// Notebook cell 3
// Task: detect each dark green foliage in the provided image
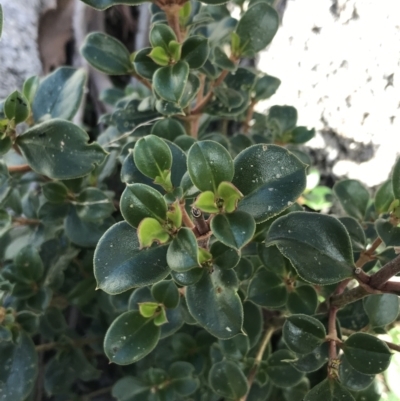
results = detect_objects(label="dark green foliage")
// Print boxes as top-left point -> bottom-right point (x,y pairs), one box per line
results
0,1 -> 399,400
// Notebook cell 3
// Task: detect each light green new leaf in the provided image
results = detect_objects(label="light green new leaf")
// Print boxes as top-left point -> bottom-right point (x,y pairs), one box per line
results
94,221 -> 170,294
32,67 -> 86,122
16,119 -> 107,180
267,212 -> 354,285
104,311 -> 160,365
4,91 -> 30,124
81,32 -> 133,75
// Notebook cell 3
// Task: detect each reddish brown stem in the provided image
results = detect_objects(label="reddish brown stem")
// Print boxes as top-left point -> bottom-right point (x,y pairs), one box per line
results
191,69 -> 231,115
13,217 -> 41,225
369,254 -> 400,289
8,164 -> 32,174
243,98 -> 257,134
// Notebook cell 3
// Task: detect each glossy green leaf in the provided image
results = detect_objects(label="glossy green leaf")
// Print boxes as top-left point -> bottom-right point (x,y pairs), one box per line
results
343,333 -> 392,374
65,208 -> 113,248
167,227 -> 200,272
267,105 -> 298,136
337,300 -> 370,331
181,36 -> 210,69
211,241 -> 240,270
104,311 -> 160,365
169,361 -> 199,396
209,360 -> 248,399
352,381 -> 381,401
235,2 -> 279,56
151,280 -> 180,309
151,118 -> 186,140
213,46 -> 236,71
267,349 -> 304,388
23,76 -> 40,104
339,354 -> 374,391
232,144 -> 307,223
287,285 -> 318,315
81,0 -> 146,9
211,211 -> 255,250
4,91 -> 30,124
120,183 -> 167,228
32,67 -> 86,122
186,268 -> 243,339
0,331 -> 38,401
363,294 -> 399,328
75,187 -> 115,222
293,342 -> 330,373
375,218 -> 400,247
153,60 -> 189,103
257,243 -> 286,276
94,221 -> 170,294
133,135 -> 172,182
283,314 -> 326,354
14,245 -> 44,282
179,72 -> 201,108
248,268 -> 287,307
375,179 -> 394,214
254,74 -> 281,101
234,257 -> 253,281
41,182 -> 68,203
149,24 -> 177,51
188,140 -> 234,192
304,378 -> 355,401
333,179 -> 370,220
133,48 -> 159,80
171,268 -> 203,286
16,119 -> 107,179
81,32 -> 133,75
267,212 -> 354,285
340,217 -> 366,251
393,157 -> 400,199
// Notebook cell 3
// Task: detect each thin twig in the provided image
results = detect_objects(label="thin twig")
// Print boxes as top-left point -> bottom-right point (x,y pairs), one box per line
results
35,337 -> 100,352
8,164 -> 32,174
242,98 -> 257,134
240,326 -> 275,401
369,254 -> 400,290
12,217 -> 41,226
130,71 -> 152,89
191,69 -> 232,115
180,202 -> 195,230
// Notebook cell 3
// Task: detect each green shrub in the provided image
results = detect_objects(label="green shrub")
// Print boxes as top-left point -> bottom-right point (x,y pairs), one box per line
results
0,1 -> 399,400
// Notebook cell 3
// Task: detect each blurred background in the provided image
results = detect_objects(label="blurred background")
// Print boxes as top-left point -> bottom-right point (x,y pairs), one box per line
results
1,0 -> 400,190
